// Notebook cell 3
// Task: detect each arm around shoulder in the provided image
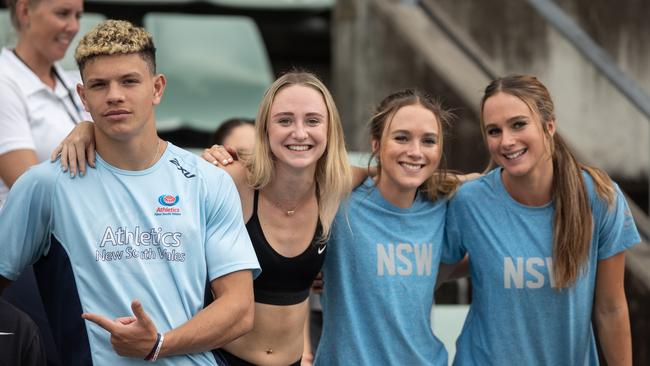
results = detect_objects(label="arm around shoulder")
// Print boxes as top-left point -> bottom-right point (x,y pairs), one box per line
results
221,162 -> 249,192
436,255 -> 469,288
350,165 -> 375,190
50,121 -> 96,177
211,161 -> 254,218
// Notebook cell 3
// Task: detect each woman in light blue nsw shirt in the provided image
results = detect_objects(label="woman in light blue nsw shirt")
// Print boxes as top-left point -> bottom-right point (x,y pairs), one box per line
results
443,75 -> 639,366
316,89 -> 459,366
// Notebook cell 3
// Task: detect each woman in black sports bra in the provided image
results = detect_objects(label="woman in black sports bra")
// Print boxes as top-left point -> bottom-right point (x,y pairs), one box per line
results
204,71 -> 352,366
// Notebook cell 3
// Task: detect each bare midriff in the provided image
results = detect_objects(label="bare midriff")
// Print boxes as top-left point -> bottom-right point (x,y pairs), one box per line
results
222,300 -> 309,366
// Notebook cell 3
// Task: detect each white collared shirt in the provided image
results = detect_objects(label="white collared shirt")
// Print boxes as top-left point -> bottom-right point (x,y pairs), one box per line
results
0,47 -> 90,207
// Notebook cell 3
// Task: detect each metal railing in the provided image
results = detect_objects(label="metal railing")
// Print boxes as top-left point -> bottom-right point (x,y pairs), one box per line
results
418,0 -> 498,81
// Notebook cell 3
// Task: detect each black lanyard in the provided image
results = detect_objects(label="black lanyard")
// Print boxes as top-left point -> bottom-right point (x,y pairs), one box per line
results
12,49 -> 82,125
51,67 -> 83,125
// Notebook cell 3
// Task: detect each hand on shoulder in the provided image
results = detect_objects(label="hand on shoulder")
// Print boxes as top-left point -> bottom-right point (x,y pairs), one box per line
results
457,172 -> 482,183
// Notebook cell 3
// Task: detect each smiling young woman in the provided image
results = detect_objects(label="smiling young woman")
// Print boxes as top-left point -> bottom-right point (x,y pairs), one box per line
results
442,75 -> 640,366
1,0 -> 85,204
372,103 -> 442,207
315,89 -> 459,366
208,72 -> 351,366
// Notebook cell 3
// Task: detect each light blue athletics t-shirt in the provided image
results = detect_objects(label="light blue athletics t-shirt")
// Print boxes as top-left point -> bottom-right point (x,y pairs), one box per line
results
442,168 -> 640,366
315,177 -> 448,366
0,143 -> 260,366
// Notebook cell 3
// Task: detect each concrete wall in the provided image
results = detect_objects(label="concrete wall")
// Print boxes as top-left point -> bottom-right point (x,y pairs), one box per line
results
434,0 -> 650,179
333,0 -> 650,180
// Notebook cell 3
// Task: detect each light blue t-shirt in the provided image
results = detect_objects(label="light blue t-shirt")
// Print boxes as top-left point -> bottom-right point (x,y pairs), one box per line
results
442,168 -> 640,366
0,143 -> 260,366
315,178 -> 448,366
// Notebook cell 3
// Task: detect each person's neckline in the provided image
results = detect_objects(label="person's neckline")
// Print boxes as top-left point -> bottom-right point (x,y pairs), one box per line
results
96,141 -> 171,175
492,168 -> 553,212
359,177 -> 427,213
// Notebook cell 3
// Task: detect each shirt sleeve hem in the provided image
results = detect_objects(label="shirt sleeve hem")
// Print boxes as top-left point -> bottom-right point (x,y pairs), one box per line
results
598,235 -> 642,260
0,140 -> 35,156
208,262 -> 261,282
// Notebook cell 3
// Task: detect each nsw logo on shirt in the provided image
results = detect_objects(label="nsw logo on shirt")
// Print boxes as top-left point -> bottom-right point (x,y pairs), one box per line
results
376,243 -> 433,276
154,194 -> 182,216
504,256 -> 556,289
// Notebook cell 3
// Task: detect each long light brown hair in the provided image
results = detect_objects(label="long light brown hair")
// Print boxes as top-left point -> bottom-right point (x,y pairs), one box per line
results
246,71 -> 352,240
480,75 -> 615,288
368,89 -> 458,201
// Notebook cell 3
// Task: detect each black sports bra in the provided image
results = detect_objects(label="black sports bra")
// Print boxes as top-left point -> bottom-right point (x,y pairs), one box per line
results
248,190 -> 326,305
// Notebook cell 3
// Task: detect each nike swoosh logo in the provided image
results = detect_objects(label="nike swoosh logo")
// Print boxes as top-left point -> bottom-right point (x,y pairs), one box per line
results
318,245 -> 327,255
0,332 -> 14,336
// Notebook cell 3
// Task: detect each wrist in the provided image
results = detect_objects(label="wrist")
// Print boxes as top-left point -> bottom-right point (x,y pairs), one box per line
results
157,330 -> 174,358
144,332 -> 164,361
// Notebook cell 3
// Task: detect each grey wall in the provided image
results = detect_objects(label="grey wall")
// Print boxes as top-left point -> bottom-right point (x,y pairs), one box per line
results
434,0 -> 650,178
333,0 -> 650,179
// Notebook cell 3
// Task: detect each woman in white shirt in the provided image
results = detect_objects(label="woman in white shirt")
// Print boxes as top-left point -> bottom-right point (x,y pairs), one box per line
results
0,0 -> 86,207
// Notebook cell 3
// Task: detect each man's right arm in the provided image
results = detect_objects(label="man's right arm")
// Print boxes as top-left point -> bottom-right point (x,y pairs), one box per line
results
0,164 -> 55,284
159,161 -> 258,354
161,269 -> 254,355
82,270 -> 255,358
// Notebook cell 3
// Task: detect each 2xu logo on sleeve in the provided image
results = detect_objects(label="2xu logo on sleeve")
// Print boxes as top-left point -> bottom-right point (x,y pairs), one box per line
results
170,158 -> 195,178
